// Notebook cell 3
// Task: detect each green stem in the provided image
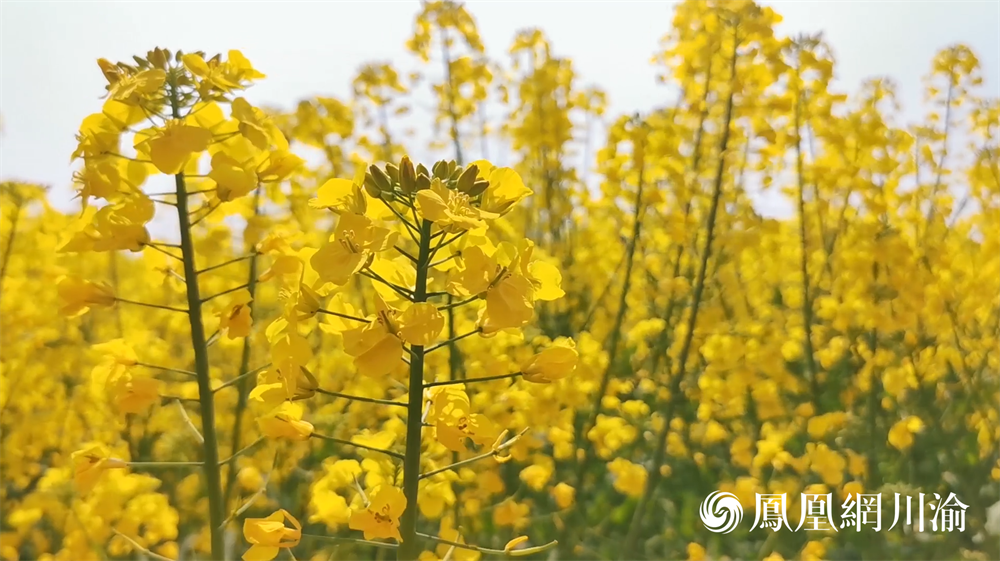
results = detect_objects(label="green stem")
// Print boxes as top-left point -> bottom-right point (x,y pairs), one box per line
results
115,298 -> 187,313
136,363 -> 197,377
301,533 -> 399,550
213,363 -> 271,394
794,63 -> 821,411
317,308 -> 371,324
315,388 -> 408,408
127,461 -> 203,469
426,329 -> 480,353
219,436 -> 265,467
423,372 -> 522,389
0,195 -> 23,291
169,76 -> 226,560
398,219 -> 432,560
223,189 -> 262,511
569,118 -> 647,536
312,433 -> 405,461
620,26 -> 739,559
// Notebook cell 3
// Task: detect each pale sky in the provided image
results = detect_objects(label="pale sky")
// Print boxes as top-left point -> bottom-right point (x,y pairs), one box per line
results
1,1 -> 998,219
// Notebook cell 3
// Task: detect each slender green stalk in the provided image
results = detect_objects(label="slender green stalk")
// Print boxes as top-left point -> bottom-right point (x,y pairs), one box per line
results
312,433 -> 405,461
219,436 -> 265,467
567,122 -> 647,547
317,308 -> 370,324
426,329 -> 480,353
169,76 -> 226,560
416,532 -> 557,557
197,253 -> 256,276
0,193 -> 23,291
302,533 -> 399,550
422,372 -> 522,389
793,62 -> 822,411
222,189 -> 261,513
397,219 -> 433,560
201,282 -> 250,304
795,60 -> 823,415
115,298 -> 187,313
315,388 -> 408,408
112,530 -> 175,561
127,461 -> 203,469
643,51 -> 715,379
620,26 -> 740,558
136,363 -> 197,377
213,363 -> 271,394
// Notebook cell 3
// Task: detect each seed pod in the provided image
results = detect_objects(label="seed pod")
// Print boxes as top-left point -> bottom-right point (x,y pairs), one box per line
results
415,173 -> 431,192
369,164 -> 392,192
467,179 -> 490,197
363,172 -> 381,197
399,157 -> 416,194
432,160 -> 449,180
456,165 -> 479,194
385,163 -> 399,184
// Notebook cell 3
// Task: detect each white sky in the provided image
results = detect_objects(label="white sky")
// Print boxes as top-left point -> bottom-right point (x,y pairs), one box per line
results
1,1 -> 998,219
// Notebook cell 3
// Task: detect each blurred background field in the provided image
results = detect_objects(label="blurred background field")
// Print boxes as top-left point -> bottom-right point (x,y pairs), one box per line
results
1,1 -> 999,560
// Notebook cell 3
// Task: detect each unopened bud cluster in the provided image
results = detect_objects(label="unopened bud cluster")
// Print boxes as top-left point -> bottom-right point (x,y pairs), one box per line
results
364,158 -> 490,200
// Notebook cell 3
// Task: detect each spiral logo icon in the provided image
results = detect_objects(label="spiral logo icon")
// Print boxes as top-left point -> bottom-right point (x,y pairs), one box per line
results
699,491 -> 743,534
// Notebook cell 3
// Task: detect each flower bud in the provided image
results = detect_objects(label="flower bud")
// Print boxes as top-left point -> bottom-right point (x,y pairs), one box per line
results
521,339 -> 578,384
399,157 -> 416,194
456,165 -> 479,193
432,160 -> 450,180
363,172 -> 381,197
416,163 -> 430,177
148,48 -> 169,69
467,179 -> 489,197
415,173 -> 431,192
385,163 -> 399,184
369,164 -> 392,192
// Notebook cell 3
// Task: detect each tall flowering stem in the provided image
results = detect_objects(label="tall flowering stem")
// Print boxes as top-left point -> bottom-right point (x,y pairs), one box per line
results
167,76 -> 226,559
398,217 -> 433,560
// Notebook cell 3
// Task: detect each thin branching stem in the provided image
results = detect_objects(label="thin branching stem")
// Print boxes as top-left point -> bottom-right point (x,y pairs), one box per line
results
315,388 -> 408,408
317,308 -> 371,324
301,534 -> 399,550
127,461 -> 203,468
429,231 -> 465,260
428,254 -> 458,268
197,253 -> 257,276
142,242 -> 183,263
437,295 -> 478,312
175,400 -> 204,444
420,429 -> 526,480
218,436 -> 265,466
213,363 -> 271,394
426,329 -> 480,353
394,245 -> 419,263
416,532 -> 558,557
311,433 -> 405,460
112,530 -> 175,561
115,298 -> 187,313
423,372 -> 522,389
201,283 -> 250,304
136,362 -> 197,377
360,270 -> 414,300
